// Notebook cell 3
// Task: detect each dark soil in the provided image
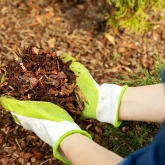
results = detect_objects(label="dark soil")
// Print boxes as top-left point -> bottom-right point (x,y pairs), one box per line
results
0,46 -> 83,121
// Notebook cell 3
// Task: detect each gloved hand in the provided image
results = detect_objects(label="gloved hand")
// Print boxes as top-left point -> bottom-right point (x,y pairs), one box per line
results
60,53 -> 128,127
0,96 -> 91,165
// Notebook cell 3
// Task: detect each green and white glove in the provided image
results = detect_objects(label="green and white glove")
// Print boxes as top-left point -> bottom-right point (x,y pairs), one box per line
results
0,96 -> 91,164
60,53 -> 128,127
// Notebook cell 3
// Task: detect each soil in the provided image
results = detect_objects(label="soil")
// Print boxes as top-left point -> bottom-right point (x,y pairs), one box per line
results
0,0 -> 165,165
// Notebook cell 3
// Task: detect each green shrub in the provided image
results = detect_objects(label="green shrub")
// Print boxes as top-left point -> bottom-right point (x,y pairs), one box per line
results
106,0 -> 165,33
108,55 -> 165,86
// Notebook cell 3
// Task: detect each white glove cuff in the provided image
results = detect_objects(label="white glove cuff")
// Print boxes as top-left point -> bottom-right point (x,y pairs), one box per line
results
96,84 -> 128,127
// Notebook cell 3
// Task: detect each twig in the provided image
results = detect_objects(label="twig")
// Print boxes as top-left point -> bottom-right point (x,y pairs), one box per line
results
38,75 -> 45,82
75,92 -> 83,110
127,143 -> 134,152
15,138 -> 22,151
115,142 -> 126,152
39,158 -> 52,165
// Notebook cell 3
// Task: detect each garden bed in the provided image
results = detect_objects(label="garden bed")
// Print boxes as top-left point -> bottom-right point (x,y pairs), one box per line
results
0,0 -> 165,164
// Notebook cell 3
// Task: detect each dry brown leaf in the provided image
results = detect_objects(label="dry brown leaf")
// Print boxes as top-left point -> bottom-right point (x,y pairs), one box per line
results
30,77 -> 38,88
35,7 -> 54,26
61,84 -> 75,96
117,47 -> 127,53
48,89 -> 59,96
75,86 -> 88,104
4,147 -> 14,154
104,33 -> 115,45
32,47 -> 43,55
1,6 -> 8,15
0,158 -> 8,165
57,72 -> 67,79
20,152 -> 34,159
52,79 -> 60,87
51,69 -> 58,75
32,149 -> 43,159
48,38 -> 56,48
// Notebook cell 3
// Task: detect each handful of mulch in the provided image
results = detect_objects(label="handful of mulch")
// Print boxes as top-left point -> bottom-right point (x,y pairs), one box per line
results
0,47 -> 84,121
0,47 -> 104,139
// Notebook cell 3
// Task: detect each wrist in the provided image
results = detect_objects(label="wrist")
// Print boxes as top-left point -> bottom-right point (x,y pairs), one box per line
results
54,130 -> 91,164
60,133 -> 89,163
119,87 -> 135,121
96,84 -> 128,127
60,133 -> 83,149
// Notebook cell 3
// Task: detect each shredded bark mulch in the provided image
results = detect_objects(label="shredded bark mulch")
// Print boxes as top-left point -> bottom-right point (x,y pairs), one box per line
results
0,0 -> 165,164
0,46 -> 84,121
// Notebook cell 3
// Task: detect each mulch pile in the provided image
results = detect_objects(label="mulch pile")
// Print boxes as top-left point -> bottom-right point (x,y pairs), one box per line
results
0,0 -> 165,165
1,46 -> 84,120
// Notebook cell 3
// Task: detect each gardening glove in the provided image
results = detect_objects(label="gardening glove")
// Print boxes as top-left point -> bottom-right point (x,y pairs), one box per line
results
0,96 -> 91,165
60,53 -> 128,127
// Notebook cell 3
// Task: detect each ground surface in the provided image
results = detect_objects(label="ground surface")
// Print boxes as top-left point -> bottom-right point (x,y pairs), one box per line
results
0,0 -> 165,165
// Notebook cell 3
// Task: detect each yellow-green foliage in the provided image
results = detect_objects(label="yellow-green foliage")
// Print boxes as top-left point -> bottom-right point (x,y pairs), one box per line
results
106,0 -> 165,33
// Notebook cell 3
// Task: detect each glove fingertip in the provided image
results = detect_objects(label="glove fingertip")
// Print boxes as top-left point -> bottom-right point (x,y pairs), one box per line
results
60,53 -> 76,63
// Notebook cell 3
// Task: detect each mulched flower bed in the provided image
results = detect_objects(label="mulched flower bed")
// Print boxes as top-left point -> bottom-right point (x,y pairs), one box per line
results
0,0 -> 165,164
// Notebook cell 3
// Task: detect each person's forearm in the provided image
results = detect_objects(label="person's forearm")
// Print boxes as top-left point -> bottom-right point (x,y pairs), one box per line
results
60,133 -> 123,165
119,83 -> 165,122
